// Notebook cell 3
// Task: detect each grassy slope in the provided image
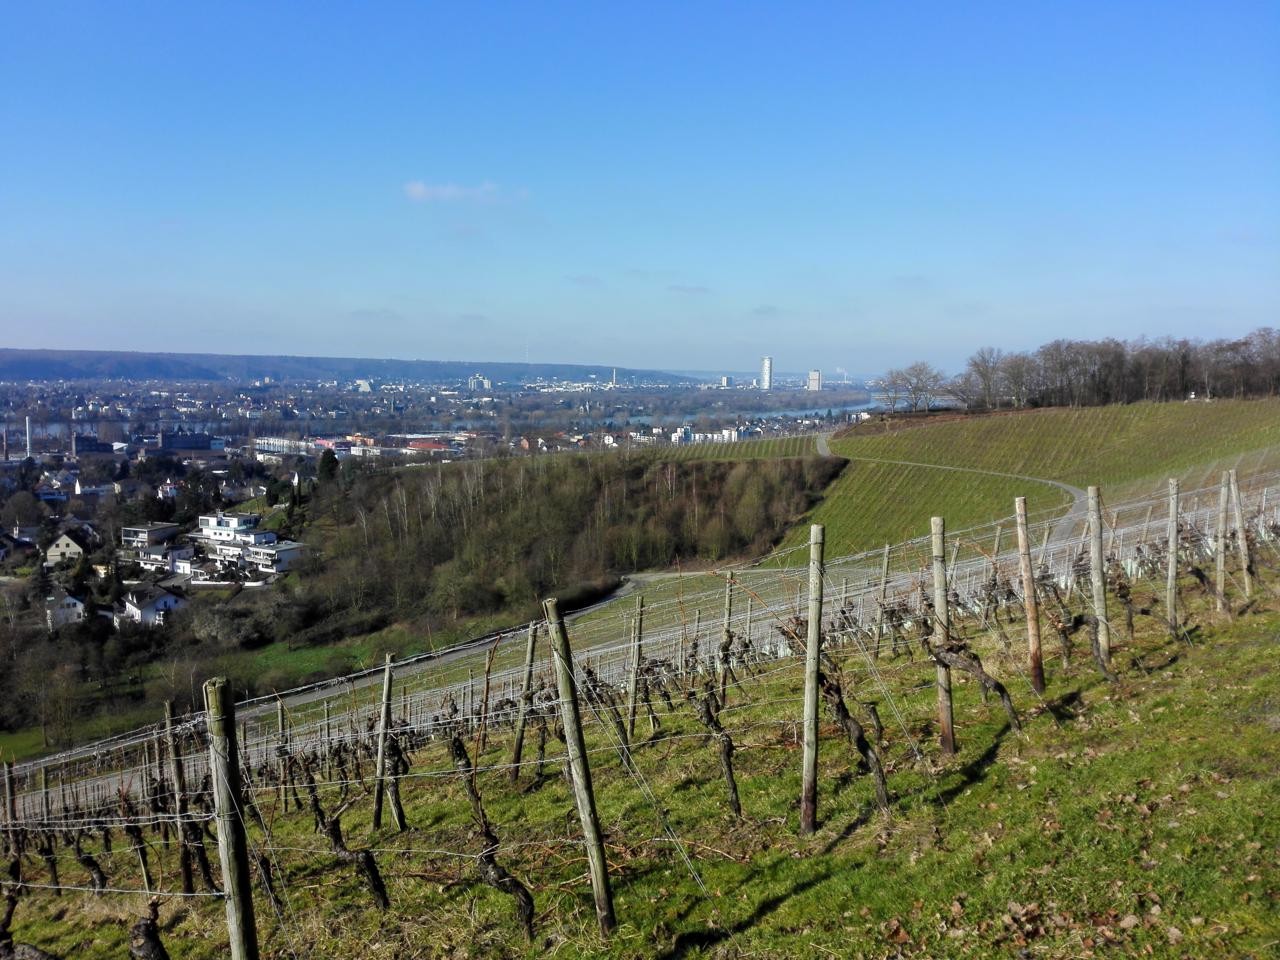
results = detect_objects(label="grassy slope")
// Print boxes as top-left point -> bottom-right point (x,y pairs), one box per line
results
660,435 -> 817,460
12,572 -> 1280,959
786,399 -> 1280,558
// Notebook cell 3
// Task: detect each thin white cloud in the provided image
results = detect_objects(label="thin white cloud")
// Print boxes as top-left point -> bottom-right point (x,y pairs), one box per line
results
403,180 -> 500,203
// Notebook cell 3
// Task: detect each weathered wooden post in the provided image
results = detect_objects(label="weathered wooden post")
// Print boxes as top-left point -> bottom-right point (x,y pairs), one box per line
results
275,699 -> 287,809
1229,469 -> 1252,599
693,609 -> 702,675
1036,525 -> 1051,570
466,669 -> 474,729
1013,499 -> 1044,696
875,543 -> 890,654
1087,487 -> 1110,667
543,598 -> 616,937
625,598 -> 644,739
1166,479 -> 1179,637
800,524 -> 824,835
509,621 -> 540,782
323,700 -> 333,784
204,678 -> 260,960
1216,473 -> 1229,613
165,700 -> 194,893
931,517 -> 956,757
3,761 -> 14,852
371,653 -> 396,831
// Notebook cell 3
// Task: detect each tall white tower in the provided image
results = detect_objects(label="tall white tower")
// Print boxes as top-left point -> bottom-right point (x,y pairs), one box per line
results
760,356 -> 773,391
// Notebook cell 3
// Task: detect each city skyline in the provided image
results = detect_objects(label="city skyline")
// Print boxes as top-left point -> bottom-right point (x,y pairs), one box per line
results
2,2 -> 1276,372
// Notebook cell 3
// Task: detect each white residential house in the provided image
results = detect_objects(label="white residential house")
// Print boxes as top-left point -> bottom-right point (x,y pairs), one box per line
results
174,557 -> 218,581
121,522 -> 182,549
193,512 -> 276,569
45,589 -> 87,631
245,540 -> 306,575
45,531 -> 90,566
115,586 -> 185,627
194,512 -> 261,543
137,543 -> 196,573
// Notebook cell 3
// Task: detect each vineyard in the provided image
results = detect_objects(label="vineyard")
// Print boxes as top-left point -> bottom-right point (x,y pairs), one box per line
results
786,399 -> 1280,557
658,435 -> 819,461
2,463 -> 1278,958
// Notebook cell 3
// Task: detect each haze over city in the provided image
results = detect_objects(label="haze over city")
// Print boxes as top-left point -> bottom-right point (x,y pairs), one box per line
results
3,2 -> 1277,372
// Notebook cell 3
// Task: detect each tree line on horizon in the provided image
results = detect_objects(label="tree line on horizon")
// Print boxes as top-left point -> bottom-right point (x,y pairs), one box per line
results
877,326 -> 1280,412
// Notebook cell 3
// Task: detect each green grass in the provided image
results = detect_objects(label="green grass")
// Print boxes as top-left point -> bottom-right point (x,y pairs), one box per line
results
0,726 -> 46,763
781,458 -> 1074,559
11,563 -> 1279,958
785,399 -> 1280,558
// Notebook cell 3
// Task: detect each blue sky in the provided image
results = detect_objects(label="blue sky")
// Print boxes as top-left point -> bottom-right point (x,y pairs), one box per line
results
1,2 -> 1277,375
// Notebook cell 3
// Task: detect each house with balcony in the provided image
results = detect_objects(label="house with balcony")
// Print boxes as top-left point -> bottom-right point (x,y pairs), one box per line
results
137,543 -> 195,573
192,512 -> 278,571
193,512 -> 261,543
245,540 -> 306,575
121,522 -> 182,550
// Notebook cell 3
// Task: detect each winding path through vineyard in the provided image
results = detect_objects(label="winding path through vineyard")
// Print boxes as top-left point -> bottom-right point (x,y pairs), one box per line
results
818,426 -> 1086,550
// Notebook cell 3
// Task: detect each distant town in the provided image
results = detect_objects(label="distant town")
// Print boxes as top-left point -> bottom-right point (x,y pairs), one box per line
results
0,351 -> 870,644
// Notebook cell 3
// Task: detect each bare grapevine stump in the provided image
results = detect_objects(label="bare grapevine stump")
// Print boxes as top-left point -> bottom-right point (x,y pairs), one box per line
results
449,736 -> 535,940
127,899 -> 170,960
685,683 -> 742,819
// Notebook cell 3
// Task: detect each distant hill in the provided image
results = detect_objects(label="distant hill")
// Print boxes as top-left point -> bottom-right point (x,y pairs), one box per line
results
0,349 -> 696,385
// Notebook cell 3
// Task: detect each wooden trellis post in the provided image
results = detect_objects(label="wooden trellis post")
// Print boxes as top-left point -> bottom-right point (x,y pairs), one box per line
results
276,699 -> 287,809
165,700 -> 194,893
718,573 -> 734,702
875,543 -> 890,652
543,597 -> 616,937
1216,472 -> 1229,613
1088,486 -> 1110,667
1166,479 -> 1179,637
1229,469 -> 1252,599
800,524 -> 824,835
204,678 -> 260,960
4,761 -> 14,852
323,701 -> 333,784
1015,497 -> 1044,693
510,621 -> 540,781
372,653 -> 397,830
626,598 -> 644,739
932,517 -> 956,757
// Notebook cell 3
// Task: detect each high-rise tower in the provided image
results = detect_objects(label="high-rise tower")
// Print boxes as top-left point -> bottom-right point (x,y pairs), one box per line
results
760,356 -> 774,391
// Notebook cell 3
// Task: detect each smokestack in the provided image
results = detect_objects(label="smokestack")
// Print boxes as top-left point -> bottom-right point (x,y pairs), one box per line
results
71,432 -> 78,458
25,416 -> 32,459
